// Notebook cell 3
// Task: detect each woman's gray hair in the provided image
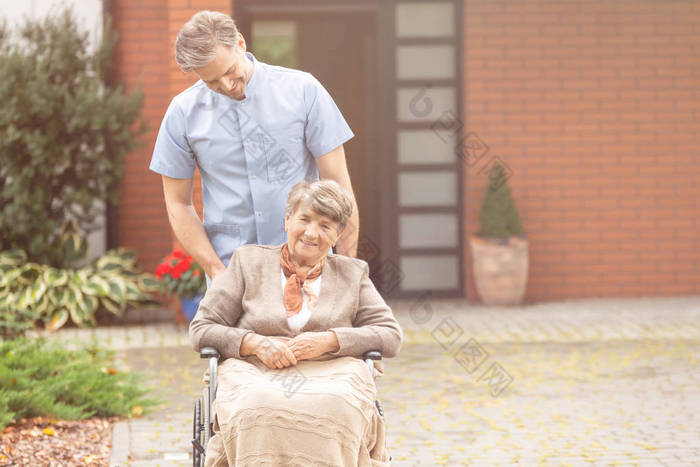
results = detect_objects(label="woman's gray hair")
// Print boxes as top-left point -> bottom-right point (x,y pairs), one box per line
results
174,11 -> 239,72
286,180 -> 354,232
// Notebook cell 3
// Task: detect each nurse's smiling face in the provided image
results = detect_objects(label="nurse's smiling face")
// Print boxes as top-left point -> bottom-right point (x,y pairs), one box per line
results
195,42 -> 253,101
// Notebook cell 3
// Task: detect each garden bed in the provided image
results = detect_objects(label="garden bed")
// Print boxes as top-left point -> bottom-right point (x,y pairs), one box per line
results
0,416 -> 118,466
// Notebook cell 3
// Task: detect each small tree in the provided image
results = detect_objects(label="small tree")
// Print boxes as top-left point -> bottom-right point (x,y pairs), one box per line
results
478,162 -> 525,237
0,9 -> 144,267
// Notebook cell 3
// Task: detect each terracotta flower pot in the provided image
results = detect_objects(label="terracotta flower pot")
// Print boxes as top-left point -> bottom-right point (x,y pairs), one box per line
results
469,235 -> 529,306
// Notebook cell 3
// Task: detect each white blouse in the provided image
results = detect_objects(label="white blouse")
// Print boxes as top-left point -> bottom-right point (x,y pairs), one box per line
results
281,269 -> 322,334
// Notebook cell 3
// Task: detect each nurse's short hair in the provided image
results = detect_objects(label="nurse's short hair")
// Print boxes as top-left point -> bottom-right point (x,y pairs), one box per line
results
175,11 -> 239,72
286,180 -> 354,232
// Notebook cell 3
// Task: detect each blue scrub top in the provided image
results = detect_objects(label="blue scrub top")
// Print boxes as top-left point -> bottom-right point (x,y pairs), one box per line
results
150,52 -> 354,266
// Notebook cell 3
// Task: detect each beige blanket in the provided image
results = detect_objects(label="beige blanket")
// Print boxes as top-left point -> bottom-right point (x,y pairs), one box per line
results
204,355 -> 391,466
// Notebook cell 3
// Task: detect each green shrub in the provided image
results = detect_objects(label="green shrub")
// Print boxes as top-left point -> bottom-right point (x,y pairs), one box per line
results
478,162 -> 525,238
0,337 -> 158,429
0,248 -> 161,338
0,8 -> 144,268
0,307 -> 38,341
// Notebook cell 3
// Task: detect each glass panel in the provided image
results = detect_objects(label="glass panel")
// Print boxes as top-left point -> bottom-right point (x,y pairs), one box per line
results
398,130 -> 456,165
399,172 -> 456,207
252,21 -> 297,68
397,86 -> 456,123
396,3 -> 454,38
399,214 -> 458,248
400,255 -> 459,290
397,45 -> 455,80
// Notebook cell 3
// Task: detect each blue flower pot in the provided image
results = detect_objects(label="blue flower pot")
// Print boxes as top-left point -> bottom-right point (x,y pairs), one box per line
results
181,295 -> 204,322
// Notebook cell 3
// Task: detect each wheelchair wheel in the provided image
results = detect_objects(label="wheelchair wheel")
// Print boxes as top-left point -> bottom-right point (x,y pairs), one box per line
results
202,387 -> 211,446
192,398 -> 202,467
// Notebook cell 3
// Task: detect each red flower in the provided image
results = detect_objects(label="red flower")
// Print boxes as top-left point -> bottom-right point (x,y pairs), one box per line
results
155,263 -> 168,279
172,258 -> 191,278
156,250 -> 205,296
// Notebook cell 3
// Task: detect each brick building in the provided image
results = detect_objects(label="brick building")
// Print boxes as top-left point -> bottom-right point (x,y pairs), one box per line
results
109,0 -> 700,302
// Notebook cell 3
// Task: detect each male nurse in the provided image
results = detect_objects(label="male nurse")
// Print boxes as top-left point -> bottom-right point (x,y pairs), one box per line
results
150,10 -> 359,280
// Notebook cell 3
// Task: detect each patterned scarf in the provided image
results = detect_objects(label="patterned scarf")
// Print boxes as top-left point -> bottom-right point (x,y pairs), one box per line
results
280,243 -> 325,317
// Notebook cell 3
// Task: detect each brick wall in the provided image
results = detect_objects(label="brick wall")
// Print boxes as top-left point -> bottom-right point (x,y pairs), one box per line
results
113,0 -> 698,299
111,0 -> 231,272
463,0 -> 700,301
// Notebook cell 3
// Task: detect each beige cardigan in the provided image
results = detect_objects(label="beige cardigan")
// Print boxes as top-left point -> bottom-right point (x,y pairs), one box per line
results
189,244 -> 403,360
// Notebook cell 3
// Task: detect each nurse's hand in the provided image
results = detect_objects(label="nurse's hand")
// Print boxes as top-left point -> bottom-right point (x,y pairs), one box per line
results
209,262 -> 226,280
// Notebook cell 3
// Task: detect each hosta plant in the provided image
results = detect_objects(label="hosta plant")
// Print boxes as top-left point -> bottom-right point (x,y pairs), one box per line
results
0,247 -> 161,337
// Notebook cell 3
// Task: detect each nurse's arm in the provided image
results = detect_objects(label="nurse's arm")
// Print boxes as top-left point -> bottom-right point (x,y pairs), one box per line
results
316,144 -> 359,258
161,175 -> 226,279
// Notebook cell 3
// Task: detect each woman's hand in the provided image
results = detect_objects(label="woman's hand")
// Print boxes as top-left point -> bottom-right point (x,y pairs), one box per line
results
245,333 -> 298,369
287,331 -> 339,361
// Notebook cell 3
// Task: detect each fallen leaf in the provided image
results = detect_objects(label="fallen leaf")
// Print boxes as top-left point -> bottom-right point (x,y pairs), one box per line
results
101,366 -> 119,375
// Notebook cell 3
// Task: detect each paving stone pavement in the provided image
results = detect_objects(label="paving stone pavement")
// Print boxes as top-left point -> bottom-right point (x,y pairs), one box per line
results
40,296 -> 700,466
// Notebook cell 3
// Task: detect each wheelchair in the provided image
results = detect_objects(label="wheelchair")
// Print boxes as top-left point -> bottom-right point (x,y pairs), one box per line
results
191,347 -> 385,467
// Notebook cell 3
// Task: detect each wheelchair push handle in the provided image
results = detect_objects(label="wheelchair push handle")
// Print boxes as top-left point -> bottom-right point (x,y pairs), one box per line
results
200,347 -> 220,359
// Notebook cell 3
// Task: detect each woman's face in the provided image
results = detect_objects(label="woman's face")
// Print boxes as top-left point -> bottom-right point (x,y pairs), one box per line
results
285,203 -> 341,267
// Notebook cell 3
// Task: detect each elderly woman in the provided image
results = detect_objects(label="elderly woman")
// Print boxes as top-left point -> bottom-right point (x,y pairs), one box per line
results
189,179 -> 403,466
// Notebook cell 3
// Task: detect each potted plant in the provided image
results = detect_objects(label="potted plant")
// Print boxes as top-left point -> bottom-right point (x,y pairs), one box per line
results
469,162 -> 529,305
155,250 -> 206,322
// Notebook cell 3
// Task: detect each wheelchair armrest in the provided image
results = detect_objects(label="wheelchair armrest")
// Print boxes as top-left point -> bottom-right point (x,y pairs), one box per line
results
200,346 -> 220,359
363,350 -> 382,361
